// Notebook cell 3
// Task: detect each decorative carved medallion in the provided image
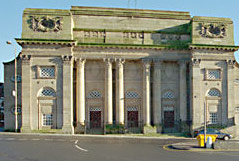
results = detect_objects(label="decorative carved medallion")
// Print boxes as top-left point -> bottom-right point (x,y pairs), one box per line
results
29,16 -> 63,32
199,23 -> 226,38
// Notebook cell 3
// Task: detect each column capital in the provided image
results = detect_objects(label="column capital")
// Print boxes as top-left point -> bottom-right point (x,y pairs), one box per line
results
143,59 -> 151,69
226,59 -> 235,68
75,57 -> 86,68
103,58 -> 113,68
20,54 -> 31,65
115,58 -> 125,67
191,58 -> 201,67
178,60 -> 188,68
62,55 -> 74,65
153,59 -> 162,68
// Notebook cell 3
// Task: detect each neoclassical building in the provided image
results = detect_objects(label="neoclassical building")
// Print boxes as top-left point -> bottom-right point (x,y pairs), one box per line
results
4,6 -> 239,136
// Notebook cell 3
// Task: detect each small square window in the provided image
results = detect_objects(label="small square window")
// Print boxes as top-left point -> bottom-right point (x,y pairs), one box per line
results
206,69 -> 221,80
38,66 -> 55,79
42,114 -> 53,126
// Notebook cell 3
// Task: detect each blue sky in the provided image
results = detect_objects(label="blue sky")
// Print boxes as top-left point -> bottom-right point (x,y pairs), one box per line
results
1,0 -> 239,82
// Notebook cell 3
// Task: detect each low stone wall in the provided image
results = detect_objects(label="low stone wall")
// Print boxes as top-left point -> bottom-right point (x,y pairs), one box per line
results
214,140 -> 239,150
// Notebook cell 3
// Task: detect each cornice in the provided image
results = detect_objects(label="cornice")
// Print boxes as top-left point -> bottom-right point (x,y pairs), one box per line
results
76,43 -> 189,51
70,6 -> 191,20
15,38 -> 77,46
189,44 -> 239,51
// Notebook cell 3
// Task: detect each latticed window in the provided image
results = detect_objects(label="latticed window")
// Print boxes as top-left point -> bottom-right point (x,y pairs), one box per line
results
42,114 -> 53,126
87,91 -> 101,99
89,107 -> 101,111
207,69 -> 221,80
125,91 -> 140,99
207,89 -> 221,97
209,112 -> 218,124
162,91 -> 175,99
127,106 -> 138,111
40,88 -> 56,97
39,66 -> 55,78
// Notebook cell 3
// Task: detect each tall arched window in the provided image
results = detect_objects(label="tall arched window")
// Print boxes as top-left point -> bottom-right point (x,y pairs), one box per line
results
207,88 -> 221,97
38,87 -> 56,97
162,91 -> 175,99
87,91 -> 101,99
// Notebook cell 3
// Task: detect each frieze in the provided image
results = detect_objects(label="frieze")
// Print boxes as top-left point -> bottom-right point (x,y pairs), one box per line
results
123,32 -> 144,39
84,31 -> 105,38
29,16 -> 63,32
199,23 -> 226,38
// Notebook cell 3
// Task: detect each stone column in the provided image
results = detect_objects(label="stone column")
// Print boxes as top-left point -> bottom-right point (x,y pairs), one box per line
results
179,61 -> 187,121
104,58 -> 113,125
143,60 -> 151,126
75,58 -> 86,133
62,55 -> 74,134
20,55 -> 32,133
153,60 -> 162,127
191,58 -> 201,130
226,60 -> 235,125
116,59 -> 125,125
179,60 -> 187,131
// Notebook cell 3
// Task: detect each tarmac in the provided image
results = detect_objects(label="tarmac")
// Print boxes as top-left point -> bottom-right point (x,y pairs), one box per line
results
1,132 -> 239,152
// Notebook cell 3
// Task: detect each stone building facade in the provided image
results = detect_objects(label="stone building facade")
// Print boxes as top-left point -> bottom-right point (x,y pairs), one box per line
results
3,6 -> 239,136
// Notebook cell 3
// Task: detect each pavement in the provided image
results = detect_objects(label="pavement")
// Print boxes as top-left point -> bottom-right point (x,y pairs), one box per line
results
166,139 -> 239,152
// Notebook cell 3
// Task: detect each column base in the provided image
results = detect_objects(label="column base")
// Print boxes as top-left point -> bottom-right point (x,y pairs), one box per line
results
142,125 -> 157,134
75,122 -> 85,134
62,125 -> 74,134
155,124 -> 162,133
180,121 -> 190,133
21,126 -> 32,133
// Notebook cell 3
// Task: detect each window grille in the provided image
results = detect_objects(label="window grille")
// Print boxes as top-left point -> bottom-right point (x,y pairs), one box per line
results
207,89 -> 221,97
207,69 -> 221,80
40,88 -> 56,97
127,106 -> 138,111
125,91 -> 140,99
209,112 -> 218,124
162,91 -> 175,99
89,107 -> 101,111
42,114 -> 53,126
39,67 -> 55,78
87,91 -> 101,99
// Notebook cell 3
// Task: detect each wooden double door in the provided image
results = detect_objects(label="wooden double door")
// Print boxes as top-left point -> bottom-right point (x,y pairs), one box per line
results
164,111 -> 174,128
127,111 -> 138,127
90,111 -> 101,128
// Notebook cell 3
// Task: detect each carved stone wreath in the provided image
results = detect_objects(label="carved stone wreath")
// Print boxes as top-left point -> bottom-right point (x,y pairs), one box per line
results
199,23 -> 226,38
29,16 -> 63,32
